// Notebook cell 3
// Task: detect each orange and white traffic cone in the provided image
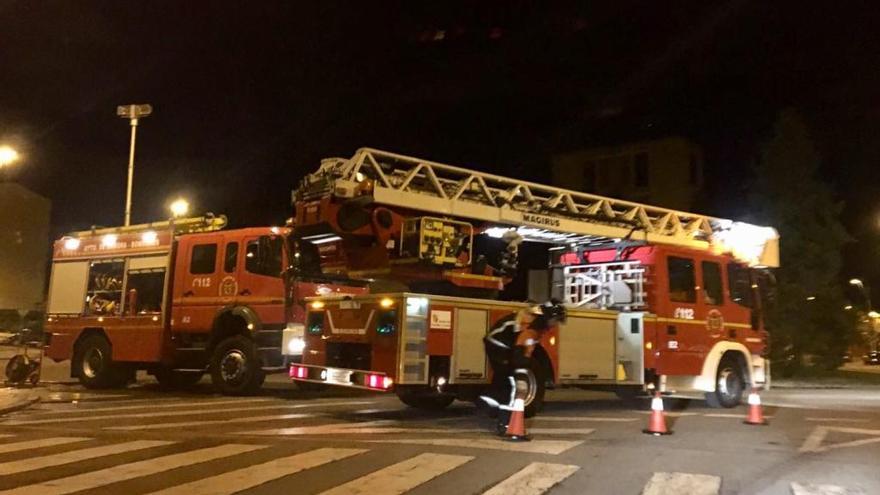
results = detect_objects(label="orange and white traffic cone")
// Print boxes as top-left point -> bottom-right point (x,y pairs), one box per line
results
744,388 -> 768,426
503,398 -> 530,442
642,390 -> 672,435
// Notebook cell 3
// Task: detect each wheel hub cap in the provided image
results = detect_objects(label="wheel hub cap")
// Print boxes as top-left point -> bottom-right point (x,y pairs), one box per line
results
220,351 -> 247,382
82,348 -> 103,379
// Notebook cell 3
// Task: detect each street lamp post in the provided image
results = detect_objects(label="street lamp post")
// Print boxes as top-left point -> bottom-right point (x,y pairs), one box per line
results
116,104 -> 152,226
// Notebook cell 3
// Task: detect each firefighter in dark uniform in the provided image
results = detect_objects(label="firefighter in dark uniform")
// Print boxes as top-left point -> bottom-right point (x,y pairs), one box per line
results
481,299 -> 566,434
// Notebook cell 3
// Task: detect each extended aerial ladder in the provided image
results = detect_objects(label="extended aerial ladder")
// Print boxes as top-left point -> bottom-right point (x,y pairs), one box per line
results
296,147 -> 779,270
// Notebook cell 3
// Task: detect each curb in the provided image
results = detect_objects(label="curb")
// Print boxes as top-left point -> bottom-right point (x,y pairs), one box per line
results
0,396 -> 40,416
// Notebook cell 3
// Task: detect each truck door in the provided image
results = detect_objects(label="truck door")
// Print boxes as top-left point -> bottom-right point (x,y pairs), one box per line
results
171,234 -> 224,333
661,254 -> 703,374
237,233 -> 285,330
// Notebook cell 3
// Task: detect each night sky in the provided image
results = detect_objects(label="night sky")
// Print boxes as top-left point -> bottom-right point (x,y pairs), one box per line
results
2,2 -> 879,293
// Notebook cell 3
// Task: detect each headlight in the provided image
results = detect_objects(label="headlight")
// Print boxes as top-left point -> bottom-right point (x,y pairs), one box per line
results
287,337 -> 306,355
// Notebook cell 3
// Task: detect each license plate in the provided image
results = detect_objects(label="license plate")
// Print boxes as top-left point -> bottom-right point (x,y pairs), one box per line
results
327,368 -> 352,385
340,300 -> 361,309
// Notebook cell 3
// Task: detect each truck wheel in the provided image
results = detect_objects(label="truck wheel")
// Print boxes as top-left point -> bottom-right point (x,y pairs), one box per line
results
396,389 -> 455,410
705,356 -> 745,408
73,335 -> 128,389
210,335 -> 264,395
522,367 -> 546,418
154,368 -> 204,389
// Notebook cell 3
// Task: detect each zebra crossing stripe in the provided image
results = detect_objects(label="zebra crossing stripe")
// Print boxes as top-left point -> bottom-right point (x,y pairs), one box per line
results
318,452 -> 473,495
104,413 -> 316,431
145,447 -> 367,495
0,437 -> 90,454
483,462 -> 579,495
537,416 -> 639,423
0,440 -> 172,476
641,472 -> 721,495
0,443 -> 265,495
3,404 -> 307,426
790,482 -> 866,495
20,398 -> 277,416
368,438 -> 583,455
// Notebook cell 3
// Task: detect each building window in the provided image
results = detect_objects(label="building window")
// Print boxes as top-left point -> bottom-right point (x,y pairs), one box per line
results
634,153 -> 649,188
224,242 -> 238,273
190,244 -> 218,274
668,256 -> 696,303
246,236 -> 283,277
702,261 -> 723,305
689,154 -> 701,185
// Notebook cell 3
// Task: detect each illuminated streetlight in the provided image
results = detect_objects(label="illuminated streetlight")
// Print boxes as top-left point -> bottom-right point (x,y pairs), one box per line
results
844,305 -> 853,310
869,311 -> 880,319
169,198 -> 189,218
117,103 -> 152,226
0,146 -> 19,168
850,278 -> 863,287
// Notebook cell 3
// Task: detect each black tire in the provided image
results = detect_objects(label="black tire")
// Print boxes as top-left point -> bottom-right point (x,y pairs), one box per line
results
73,335 -> 128,389
5,355 -> 30,384
210,335 -> 265,395
705,356 -> 746,408
154,367 -> 204,389
396,389 -> 455,410
523,366 -> 546,418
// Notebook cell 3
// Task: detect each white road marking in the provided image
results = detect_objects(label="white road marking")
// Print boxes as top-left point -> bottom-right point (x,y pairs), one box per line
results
537,416 -> 639,423
805,417 -> 871,423
0,440 -> 172,475
368,438 -> 583,455
41,393 -> 133,402
635,411 -> 699,417
238,420 -> 477,436
104,413 -> 316,431
641,472 -> 721,495
0,443 -> 265,495
3,403 -> 317,426
318,452 -> 473,495
483,462 -> 579,495
790,482 -> 866,495
146,447 -> 367,495
799,426 -> 880,453
0,437 -> 89,454
527,428 -> 595,435
20,398 -> 278,416
702,413 -> 774,419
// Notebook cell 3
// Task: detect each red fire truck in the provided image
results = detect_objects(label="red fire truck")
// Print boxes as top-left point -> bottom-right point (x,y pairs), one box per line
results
288,148 -> 779,413
44,214 -> 364,394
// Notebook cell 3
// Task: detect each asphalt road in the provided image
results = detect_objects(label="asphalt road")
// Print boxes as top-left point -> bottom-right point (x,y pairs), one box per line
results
0,354 -> 877,494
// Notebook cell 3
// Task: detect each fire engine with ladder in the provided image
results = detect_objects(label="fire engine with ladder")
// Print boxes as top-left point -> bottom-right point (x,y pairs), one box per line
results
44,215 -> 365,394
288,148 -> 779,413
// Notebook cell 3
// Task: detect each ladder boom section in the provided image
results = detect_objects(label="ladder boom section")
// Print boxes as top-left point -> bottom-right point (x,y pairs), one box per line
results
298,148 -> 779,267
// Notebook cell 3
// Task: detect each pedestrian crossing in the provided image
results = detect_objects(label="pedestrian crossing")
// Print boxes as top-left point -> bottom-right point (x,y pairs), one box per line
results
0,434 -> 862,494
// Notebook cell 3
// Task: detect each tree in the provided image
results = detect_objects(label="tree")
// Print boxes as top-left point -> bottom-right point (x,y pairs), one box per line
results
749,109 -> 853,373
